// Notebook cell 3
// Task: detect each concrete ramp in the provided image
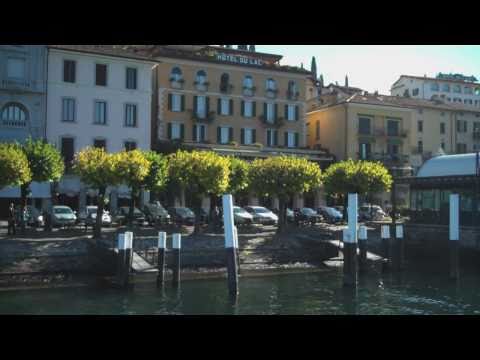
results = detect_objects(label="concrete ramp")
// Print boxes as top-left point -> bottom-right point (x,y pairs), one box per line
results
131,252 -> 157,273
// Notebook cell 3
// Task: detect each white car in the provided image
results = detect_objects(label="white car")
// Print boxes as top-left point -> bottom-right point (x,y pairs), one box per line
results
79,206 -> 112,226
233,206 -> 254,225
244,206 -> 278,225
52,206 -> 77,227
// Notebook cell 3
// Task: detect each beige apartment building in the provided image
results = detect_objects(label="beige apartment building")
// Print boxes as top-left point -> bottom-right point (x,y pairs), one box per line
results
130,45 -> 333,209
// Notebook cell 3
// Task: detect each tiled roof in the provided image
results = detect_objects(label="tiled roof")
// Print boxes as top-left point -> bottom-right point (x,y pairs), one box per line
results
48,45 -> 159,62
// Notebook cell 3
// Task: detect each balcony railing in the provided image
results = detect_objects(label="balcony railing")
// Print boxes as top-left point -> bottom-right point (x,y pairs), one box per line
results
358,152 -> 410,165
1,79 -> 31,91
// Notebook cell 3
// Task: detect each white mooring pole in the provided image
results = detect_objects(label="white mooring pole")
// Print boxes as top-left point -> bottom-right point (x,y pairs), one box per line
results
343,193 -> 358,287
449,194 -> 460,280
223,194 -> 238,298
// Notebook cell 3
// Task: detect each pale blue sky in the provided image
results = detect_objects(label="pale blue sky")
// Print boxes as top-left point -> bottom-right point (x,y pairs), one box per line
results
256,45 -> 480,94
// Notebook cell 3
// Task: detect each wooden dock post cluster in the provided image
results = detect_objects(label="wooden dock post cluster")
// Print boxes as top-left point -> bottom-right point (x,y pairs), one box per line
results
223,194 -> 239,299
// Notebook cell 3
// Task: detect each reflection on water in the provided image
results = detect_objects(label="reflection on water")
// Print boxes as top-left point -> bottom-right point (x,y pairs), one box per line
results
1,263 -> 480,315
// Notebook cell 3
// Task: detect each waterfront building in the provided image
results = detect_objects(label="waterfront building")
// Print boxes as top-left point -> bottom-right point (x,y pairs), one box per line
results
0,46 -> 49,216
46,45 -> 158,213
390,73 -> 480,109
131,45 -> 333,210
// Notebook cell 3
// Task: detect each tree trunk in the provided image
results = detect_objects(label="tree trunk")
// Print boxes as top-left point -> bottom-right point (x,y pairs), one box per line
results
20,183 -> 30,234
94,187 -> 105,240
209,193 -> 217,232
277,197 -> 287,234
129,187 -> 137,227
343,193 -> 348,223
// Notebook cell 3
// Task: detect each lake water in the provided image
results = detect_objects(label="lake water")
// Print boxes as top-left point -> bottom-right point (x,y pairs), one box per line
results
2,263 -> 480,315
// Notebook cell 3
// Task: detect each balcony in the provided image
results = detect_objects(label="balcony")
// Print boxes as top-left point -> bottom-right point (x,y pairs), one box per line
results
266,88 -> 278,99
358,152 -> 410,166
259,115 -> 285,128
287,90 -> 300,101
1,78 -> 32,92
189,110 -> 215,123
169,77 -> 185,90
194,81 -> 209,92
243,86 -> 256,97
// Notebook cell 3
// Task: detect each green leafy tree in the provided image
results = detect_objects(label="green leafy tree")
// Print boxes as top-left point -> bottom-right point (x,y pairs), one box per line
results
142,151 -> 169,195
226,157 -> 250,197
73,147 -> 119,239
20,138 -> 64,231
322,159 -> 393,217
168,150 -> 230,232
0,142 -> 32,190
115,150 -> 151,226
249,156 -> 322,234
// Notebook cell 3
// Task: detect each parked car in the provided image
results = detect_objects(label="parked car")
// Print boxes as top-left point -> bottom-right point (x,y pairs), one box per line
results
192,207 -> 209,225
168,207 -> 196,225
286,208 -> 296,223
143,202 -> 171,226
298,207 -> 322,225
78,206 -> 112,226
317,206 -> 343,224
359,204 -> 387,221
51,205 -> 77,227
244,206 -> 278,225
114,207 -> 146,226
233,206 -> 254,225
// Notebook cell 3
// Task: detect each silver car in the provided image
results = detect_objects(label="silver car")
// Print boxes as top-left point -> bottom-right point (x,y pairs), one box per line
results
52,206 -> 77,227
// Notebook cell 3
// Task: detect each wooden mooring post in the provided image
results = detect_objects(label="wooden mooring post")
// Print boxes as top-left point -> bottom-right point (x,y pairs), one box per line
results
449,194 -> 460,280
172,233 -> 181,287
157,231 -> 166,287
381,224 -> 390,272
343,193 -> 358,287
223,194 -> 239,298
358,225 -> 368,273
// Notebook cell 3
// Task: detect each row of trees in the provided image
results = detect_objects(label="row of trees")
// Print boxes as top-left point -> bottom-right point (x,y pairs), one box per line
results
0,139 -> 393,239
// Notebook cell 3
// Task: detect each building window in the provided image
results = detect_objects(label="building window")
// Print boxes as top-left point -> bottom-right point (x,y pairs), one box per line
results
441,142 -> 445,150
287,81 -> 298,99
358,117 -> 371,135
316,121 -> 320,140
412,88 -> 419,96
93,139 -> 106,150
63,60 -> 76,83
1,103 -> 27,127
442,83 -> 450,92
62,98 -> 75,122
195,70 -> 207,86
417,120 -> 423,132
387,119 -> 399,136
417,140 -> 423,154
61,137 -> 74,170
286,104 -> 297,121
456,143 -> 467,153
94,101 -> 107,125
447,97 -> 451,102
195,96 -> 207,118
264,102 -> 275,123
95,64 -> 107,86
457,120 -> 467,133
218,126 -> 233,144
266,78 -> 277,91
359,143 -> 371,160
124,141 -> 137,151
464,87 -> 473,95
170,67 -> 183,82
241,128 -> 256,145
285,131 -> 299,148
126,67 -> 137,90
193,124 -> 207,142
243,75 -> 253,89
266,129 -> 278,147
169,94 -> 184,112
168,123 -> 184,140
219,98 -> 231,116
220,73 -> 230,93
7,58 -> 26,79
430,83 -> 439,91
453,85 -> 461,93
125,104 -> 137,127
440,122 -> 446,134
242,100 -> 255,118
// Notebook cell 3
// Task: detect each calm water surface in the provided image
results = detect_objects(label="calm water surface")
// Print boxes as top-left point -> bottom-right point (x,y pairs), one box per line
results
1,265 -> 480,315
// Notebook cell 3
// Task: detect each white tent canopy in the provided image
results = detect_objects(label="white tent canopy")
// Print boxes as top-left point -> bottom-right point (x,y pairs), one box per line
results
417,153 -> 479,178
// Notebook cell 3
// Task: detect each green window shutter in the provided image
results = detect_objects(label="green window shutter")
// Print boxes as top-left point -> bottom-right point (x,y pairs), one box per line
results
193,96 -> 198,114
252,129 -> 256,143
192,124 -> 197,141
274,130 -> 278,146
241,100 -> 245,117
295,132 -> 299,147
217,127 -> 221,143
241,128 -> 245,145
263,103 -> 267,118
200,125 -> 205,141
274,103 -> 278,120
253,101 -> 256,116
167,123 -> 172,139
180,124 -> 185,140
295,105 -> 299,121
168,93 -> 172,111
217,98 -> 221,114
229,127 -> 234,142
284,104 -> 288,119
206,97 -> 210,114
229,99 -> 234,115
284,132 -> 288,146
181,95 -> 185,111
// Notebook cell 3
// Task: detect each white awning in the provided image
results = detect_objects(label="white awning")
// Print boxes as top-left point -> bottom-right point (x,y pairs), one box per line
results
0,181 -> 51,199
